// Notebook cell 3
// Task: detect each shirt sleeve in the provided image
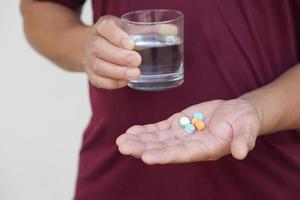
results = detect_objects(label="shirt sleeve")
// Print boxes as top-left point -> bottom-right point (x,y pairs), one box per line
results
45,0 -> 86,10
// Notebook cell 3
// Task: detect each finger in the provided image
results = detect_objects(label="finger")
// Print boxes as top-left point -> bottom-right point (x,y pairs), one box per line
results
89,73 -> 128,89
132,130 -> 177,145
141,133 -> 225,164
145,142 -> 165,150
231,124 -> 257,160
116,132 -> 158,146
118,139 -> 146,157
230,108 -> 260,160
116,133 -> 140,145
97,16 -> 134,50
126,120 -> 171,135
136,130 -> 177,143
156,120 -> 172,130
125,126 -> 174,142
145,124 -> 161,132
153,130 -> 176,142
141,144 -> 190,165
162,139 -> 182,146
92,37 -> 141,67
93,58 -> 140,80
126,125 -> 148,135
231,136 -> 249,160
117,137 -> 164,157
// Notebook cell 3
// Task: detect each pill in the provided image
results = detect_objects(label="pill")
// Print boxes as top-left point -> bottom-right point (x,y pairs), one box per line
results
191,118 -> 198,125
179,117 -> 190,127
192,118 -> 205,131
184,123 -> 196,134
193,112 -> 205,120
194,120 -> 205,131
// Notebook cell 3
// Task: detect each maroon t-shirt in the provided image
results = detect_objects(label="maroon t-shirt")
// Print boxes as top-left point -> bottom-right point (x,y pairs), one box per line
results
52,0 -> 300,199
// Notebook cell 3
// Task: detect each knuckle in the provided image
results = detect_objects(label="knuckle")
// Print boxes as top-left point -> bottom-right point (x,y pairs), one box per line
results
121,69 -> 128,79
99,15 -> 112,22
96,22 -> 104,34
98,17 -> 113,33
93,59 -> 100,72
112,66 -> 127,79
113,51 -> 127,65
89,40 -> 98,54
91,39 -> 104,56
99,16 -> 109,25
92,38 -> 101,50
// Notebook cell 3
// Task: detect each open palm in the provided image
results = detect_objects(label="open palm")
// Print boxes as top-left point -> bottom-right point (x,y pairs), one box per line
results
116,99 -> 262,164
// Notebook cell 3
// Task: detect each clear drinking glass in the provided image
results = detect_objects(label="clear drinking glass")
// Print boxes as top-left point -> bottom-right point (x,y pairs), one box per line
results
121,9 -> 184,91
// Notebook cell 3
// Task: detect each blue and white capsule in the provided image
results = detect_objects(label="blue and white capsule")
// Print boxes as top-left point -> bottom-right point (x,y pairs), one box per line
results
184,123 -> 196,134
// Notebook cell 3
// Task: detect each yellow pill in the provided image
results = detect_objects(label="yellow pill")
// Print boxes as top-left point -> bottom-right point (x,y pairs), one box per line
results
194,119 -> 205,131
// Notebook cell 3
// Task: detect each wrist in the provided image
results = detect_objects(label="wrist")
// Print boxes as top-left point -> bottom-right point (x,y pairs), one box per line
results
238,87 -> 284,135
238,93 -> 264,134
65,24 -> 90,72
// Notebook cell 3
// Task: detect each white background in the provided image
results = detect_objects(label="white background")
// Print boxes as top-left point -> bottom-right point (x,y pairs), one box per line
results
0,1 -> 92,199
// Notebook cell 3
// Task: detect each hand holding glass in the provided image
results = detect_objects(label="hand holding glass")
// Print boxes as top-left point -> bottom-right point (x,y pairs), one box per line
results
121,9 -> 184,91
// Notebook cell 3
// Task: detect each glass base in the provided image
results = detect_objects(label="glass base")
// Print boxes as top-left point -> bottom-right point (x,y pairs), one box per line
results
128,73 -> 184,91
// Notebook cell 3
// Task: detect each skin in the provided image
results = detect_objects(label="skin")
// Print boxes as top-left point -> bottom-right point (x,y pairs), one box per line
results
116,66 -> 300,164
21,1 -> 300,164
21,0 -> 142,89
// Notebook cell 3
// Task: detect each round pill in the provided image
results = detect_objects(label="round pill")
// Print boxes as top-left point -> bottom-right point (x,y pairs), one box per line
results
191,118 -> 198,125
179,117 -> 190,127
193,112 -> 205,120
184,123 -> 196,134
194,120 -> 205,131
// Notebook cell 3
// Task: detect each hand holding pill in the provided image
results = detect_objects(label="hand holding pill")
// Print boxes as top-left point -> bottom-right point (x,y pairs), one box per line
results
116,99 -> 262,164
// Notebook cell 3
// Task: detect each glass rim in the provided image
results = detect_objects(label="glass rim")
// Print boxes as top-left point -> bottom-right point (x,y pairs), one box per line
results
121,9 -> 184,25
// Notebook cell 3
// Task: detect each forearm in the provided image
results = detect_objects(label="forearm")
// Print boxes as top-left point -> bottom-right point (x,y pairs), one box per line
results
240,63 -> 300,135
20,0 -> 89,71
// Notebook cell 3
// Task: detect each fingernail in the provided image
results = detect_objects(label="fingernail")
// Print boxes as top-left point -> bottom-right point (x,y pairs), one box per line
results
121,38 -> 134,49
126,54 -> 139,66
126,68 -> 140,80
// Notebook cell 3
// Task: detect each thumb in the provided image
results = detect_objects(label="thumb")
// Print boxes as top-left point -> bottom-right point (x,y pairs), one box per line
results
230,123 -> 258,160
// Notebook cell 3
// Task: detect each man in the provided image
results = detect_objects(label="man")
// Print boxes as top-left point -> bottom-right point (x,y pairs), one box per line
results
21,0 -> 300,199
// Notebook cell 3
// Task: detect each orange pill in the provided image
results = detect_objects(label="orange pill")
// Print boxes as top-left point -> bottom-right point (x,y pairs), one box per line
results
194,119 -> 205,131
191,118 -> 198,125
